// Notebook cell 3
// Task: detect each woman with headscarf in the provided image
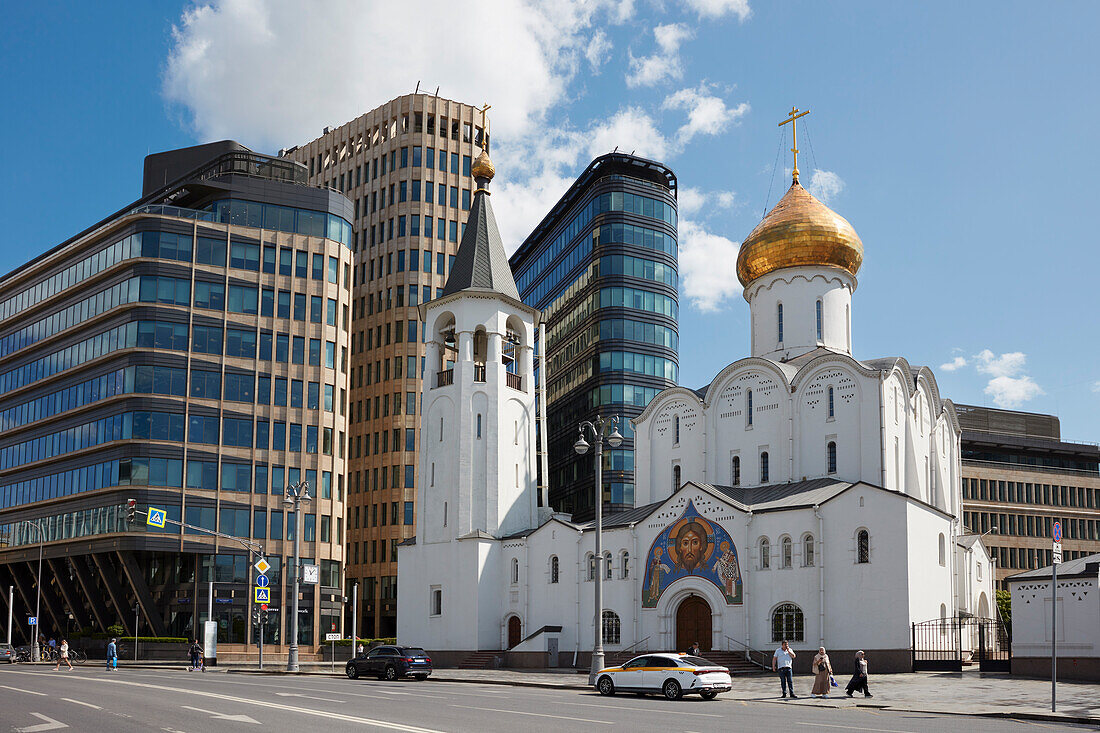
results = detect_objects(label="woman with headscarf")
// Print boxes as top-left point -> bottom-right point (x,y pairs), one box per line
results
845,650 -> 872,697
810,647 -> 832,697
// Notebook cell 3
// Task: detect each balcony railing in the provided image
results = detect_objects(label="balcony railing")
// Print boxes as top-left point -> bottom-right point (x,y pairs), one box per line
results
436,369 -> 454,388
473,364 -> 486,382
506,372 -> 523,391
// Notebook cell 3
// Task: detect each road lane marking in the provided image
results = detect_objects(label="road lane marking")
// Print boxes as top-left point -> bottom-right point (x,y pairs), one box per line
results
797,723 -> 918,733
275,692 -> 345,702
3,670 -> 443,733
556,700 -> 723,717
181,705 -> 261,724
450,704 -> 613,725
0,684 -> 47,695
16,713 -> 68,733
61,698 -> 101,710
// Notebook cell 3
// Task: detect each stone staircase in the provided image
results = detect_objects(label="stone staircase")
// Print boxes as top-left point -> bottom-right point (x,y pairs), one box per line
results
458,651 -> 502,669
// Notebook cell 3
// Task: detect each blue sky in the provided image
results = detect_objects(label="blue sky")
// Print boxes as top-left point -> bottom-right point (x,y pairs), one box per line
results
3,1 -> 1098,440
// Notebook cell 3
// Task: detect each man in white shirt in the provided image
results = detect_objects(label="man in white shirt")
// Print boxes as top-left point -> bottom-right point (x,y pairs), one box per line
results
772,640 -> 798,698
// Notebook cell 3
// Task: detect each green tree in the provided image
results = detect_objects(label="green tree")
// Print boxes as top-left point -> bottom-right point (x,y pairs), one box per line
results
995,590 -> 1011,632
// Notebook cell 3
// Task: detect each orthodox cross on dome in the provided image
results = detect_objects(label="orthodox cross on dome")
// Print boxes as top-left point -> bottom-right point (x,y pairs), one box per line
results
479,104 -> 491,151
779,106 -> 810,183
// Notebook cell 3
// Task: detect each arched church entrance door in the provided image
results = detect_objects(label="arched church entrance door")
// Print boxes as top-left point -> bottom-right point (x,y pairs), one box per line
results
507,616 -> 522,649
676,595 -> 712,652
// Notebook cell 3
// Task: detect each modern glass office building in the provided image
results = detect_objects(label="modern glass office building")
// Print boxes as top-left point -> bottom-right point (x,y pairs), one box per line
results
509,153 -> 678,519
0,141 -> 353,650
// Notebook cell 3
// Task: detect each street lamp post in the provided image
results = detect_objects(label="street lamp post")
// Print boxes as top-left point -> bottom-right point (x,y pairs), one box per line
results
574,415 -> 623,685
24,520 -> 45,663
284,481 -> 311,673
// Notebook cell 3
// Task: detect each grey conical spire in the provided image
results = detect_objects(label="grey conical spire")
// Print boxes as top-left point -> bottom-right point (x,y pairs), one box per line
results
440,150 -> 520,300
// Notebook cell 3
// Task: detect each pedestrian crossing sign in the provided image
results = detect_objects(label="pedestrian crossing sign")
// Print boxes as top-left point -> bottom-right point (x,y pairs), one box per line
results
254,587 -> 270,603
147,507 -> 166,528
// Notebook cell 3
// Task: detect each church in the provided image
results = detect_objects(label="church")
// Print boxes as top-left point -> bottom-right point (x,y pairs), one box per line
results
397,127 -> 994,673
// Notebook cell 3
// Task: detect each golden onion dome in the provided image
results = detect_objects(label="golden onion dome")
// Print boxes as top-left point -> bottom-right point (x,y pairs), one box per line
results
736,180 -> 863,286
471,149 -> 495,181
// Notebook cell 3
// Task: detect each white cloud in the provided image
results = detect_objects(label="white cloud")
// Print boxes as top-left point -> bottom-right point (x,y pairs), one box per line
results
939,356 -> 968,372
164,0 -> 623,150
970,349 -> 1044,408
585,30 -> 613,72
684,0 -> 752,21
984,376 -> 1044,409
1092,381 -> 1100,394
678,186 -> 738,216
626,23 -> 693,88
662,85 -> 749,148
586,106 -> 670,161
678,219 -> 742,312
806,169 -> 845,203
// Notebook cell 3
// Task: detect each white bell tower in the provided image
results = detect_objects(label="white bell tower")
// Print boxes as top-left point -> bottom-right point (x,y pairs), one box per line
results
417,149 -> 540,545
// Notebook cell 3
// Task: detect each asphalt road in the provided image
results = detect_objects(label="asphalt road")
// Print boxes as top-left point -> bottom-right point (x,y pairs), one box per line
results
0,666 -> 1089,733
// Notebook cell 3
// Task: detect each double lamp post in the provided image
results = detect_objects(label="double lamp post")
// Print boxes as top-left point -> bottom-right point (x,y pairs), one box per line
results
574,415 -> 623,685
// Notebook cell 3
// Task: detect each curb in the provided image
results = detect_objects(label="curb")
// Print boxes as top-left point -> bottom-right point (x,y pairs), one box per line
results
746,696 -> 1099,726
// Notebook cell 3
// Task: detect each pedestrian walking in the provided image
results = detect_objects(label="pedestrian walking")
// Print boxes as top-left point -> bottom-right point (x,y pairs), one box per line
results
54,639 -> 73,671
106,638 -> 118,671
356,642 -> 365,656
772,640 -> 798,699
810,647 -> 833,697
685,641 -> 701,656
188,639 -> 204,671
845,650 -> 872,697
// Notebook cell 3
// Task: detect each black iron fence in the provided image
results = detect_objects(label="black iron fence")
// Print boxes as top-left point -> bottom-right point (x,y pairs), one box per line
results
911,616 -> 1010,673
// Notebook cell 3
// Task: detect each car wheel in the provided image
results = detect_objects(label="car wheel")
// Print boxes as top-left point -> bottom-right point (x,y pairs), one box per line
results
701,691 -> 718,700
662,679 -> 683,701
345,664 -> 358,680
597,676 -> 615,696
384,665 -> 398,681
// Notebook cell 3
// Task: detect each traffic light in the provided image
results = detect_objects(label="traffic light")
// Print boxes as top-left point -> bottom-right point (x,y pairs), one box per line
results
125,499 -> 136,524
260,604 -> 269,625
251,608 -> 261,626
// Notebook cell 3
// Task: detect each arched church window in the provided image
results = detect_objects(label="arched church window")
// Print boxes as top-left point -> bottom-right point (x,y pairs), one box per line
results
672,464 -> 681,494
550,555 -> 559,584
803,534 -> 815,567
476,413 -> 482,439
771,603 -> 805,642
602,610 -> 621,645
586,553 -> 595,581
747,390 -> 754,427
857,529 -> 870,564
605,551 -> 613,580
781,536 -> 792,568
777,302 -> 784,343
827,441 -> 837,474
827,387 -> 835,418
816,300 -> 823,340
674,414 -> 680,444
511,558 -> 519,584
938,533 -> 946,566
759,537 -> 771,570
621,551 -> 630,579
760,451 -> 770,483
731,455 -> 741,486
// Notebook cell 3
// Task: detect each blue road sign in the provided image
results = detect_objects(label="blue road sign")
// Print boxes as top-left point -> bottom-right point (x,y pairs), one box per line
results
1053,521 -> 1062,543
147,507 -> 166,528
28,616 -> 37,626
256,574 -> 269,588
254,587 -> 270,603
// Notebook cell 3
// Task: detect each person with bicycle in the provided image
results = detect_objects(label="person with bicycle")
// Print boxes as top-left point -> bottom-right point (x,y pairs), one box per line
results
188,639 -> 204,672
54,639 -> 73,671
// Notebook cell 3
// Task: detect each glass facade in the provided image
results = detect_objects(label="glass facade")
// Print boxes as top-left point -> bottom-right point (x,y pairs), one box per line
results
0,143 -> 351,649
509,154 -> 679,518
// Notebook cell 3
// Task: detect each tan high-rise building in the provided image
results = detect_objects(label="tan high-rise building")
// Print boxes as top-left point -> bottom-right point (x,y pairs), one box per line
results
286,95 -> 488,637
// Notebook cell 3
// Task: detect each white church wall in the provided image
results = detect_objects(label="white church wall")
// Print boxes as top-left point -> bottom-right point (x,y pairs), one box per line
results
903,502 -> 955,626
793,363 -> 863,482
1010,569 -> 1099,678
745,267 -> 855,359
645,392 -> 706,501
419,394 -> 455,545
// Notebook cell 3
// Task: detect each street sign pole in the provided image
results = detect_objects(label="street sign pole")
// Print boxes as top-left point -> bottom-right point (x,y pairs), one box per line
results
1051,520 -> 1061,713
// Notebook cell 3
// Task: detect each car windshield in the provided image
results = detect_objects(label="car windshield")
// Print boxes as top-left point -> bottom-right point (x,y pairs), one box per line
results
679,656 -> 715,666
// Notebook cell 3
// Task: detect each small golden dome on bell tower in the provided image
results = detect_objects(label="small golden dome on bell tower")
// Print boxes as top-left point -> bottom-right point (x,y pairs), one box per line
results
472,149 -> 495,182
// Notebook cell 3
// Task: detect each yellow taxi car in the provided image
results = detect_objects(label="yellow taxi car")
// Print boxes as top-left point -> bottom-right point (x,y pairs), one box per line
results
594,653 -> 733,700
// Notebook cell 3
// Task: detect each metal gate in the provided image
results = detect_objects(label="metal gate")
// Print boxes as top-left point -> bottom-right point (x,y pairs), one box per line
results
911,617 -> 1010,673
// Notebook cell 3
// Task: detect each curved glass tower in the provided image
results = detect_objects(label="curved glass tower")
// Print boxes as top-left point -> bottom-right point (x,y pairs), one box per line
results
510,154 -> 678,519
0,141 -> 352,650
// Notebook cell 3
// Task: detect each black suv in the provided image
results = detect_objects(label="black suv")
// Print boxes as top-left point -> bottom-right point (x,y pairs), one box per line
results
346,646 -> 432,681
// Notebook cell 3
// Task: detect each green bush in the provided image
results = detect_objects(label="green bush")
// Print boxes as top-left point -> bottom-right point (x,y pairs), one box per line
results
107,624 -> 126,638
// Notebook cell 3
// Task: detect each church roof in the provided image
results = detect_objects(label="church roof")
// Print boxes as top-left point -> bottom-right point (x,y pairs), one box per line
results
1006,553 -> 1100,581
698,477 -> 852,512
440,153 -> 520,300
